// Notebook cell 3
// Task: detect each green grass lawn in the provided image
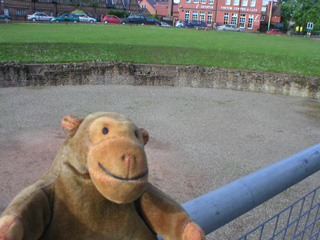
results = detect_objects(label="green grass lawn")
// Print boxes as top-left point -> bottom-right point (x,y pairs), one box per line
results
0,23 -> 319,76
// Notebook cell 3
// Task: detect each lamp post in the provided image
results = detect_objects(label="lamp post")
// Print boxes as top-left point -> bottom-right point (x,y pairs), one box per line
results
267,0 -> 273,31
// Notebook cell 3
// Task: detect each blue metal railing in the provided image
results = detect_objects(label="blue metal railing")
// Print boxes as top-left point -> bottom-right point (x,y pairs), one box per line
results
182,143 -> 320,235
237,186 -> 320,240
158,143 -> 320,239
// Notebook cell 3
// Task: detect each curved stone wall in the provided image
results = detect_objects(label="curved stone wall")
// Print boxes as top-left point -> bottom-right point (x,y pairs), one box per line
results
1,61 -> 319,99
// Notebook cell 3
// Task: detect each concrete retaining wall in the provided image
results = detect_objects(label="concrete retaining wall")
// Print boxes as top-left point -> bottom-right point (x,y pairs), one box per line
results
1,61 -> 319,99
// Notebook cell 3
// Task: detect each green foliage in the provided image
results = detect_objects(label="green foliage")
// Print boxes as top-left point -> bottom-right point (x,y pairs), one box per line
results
71,9 -> 86,14
280,0 -> 320,31
107,10 -> 129,18
0,23 -> 319,76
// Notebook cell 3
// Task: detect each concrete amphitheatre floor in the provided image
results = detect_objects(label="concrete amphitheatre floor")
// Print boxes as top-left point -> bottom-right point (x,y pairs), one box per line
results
0,85 -> 319,239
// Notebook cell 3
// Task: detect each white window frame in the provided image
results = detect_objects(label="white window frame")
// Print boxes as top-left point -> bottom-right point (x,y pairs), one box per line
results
231,13 -> 237,25
241,0 -> 248,6
250,0 -> 256,6
185,10 -> 190,21
209,0 -> 214,4
192,11 -> 198,20
233,0 -> 239,5
193,0 -> 199,3
223,12 -> 229,24
201,0 -> 206,4
186,0 -> 191,3
199,11 -> 205,22
248,15 -> 253,29
239,13 -> 246,28
207,12 -> 213,24
226,0 -> 231,5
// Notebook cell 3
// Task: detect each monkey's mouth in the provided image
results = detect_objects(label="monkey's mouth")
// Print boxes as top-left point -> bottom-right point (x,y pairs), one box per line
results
98,162 -> 148,181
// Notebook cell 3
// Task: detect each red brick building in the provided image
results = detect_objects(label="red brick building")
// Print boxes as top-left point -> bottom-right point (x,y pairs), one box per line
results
177,0 -> 263,31
0,0 -> 120,21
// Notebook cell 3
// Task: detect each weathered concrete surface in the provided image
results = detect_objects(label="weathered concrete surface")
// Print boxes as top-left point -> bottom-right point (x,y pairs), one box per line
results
1,61 -> 320,99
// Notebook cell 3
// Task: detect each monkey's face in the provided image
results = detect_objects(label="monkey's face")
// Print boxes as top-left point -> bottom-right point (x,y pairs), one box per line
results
86,115 -> 149,204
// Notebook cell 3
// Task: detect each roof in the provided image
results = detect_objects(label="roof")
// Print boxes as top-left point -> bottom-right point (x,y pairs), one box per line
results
146,0 -> 157,8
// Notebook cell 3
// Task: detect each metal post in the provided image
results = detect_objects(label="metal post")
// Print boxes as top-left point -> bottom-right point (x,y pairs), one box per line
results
267,0 -> 273,31
181,143 -> 320,235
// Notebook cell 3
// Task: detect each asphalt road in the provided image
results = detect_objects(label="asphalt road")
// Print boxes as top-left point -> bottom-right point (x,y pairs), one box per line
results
0,85 -> 319,239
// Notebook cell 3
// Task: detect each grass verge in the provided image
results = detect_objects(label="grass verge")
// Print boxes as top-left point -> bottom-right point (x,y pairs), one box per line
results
0,23 -> 319,76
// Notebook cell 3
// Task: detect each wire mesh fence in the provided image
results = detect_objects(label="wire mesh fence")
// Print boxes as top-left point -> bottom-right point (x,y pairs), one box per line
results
238,186 -> 320,240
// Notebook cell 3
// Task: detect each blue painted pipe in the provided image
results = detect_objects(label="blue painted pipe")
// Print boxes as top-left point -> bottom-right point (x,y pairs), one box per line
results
181,143 -> 320,235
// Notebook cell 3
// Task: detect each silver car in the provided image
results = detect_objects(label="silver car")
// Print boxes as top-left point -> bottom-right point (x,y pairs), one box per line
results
75,14 -> 97,23
27,12 -> 53,22
217,24 -> 243,32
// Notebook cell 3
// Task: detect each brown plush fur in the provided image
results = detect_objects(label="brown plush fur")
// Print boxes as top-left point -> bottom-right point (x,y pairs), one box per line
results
0,112 -> 205,240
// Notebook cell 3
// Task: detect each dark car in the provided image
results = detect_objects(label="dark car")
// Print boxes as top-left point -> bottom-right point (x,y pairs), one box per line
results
0,14 -> 12,21
51,13 -> 80,23
187,20 -> 207,28
121,14 -> 149,25
146,17 -> 161,26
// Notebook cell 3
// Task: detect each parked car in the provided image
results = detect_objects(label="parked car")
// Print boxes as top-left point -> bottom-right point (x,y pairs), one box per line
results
187,20 -> 207,28
0,14 -> 11,21
175,20 -> 206,28
51,13 -> 80,23
217,24 -> 243,32
266,29 -> 286,35
102,15 -> 121,24
27,12 -> 53,22
121,14 -> 149,25
160,22 -> 172,27
146,17 -> 161,26
175,20 -> 187,28
75,14 -> 96,23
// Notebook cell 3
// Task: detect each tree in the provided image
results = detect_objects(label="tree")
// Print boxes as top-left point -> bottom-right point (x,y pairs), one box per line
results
279,0 -> 320,31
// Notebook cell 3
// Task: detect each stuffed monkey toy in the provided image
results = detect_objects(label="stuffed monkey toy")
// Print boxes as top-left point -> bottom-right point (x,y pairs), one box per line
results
0,112 -> 205,240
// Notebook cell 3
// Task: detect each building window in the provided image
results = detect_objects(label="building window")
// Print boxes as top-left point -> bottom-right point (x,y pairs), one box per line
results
261,15 -> 265,21
15,9 -> 26,17
192,11 -> 198,20
199,11 -> 205,22
141,4 -> 146,8
185,10 -> 190,21
207,12 -> 213,24
209,0 -> 214,4
239,14 -> 246,28
193,0 -> 199,3
250,0 -> 256,6
38,0 -> 51,2
201,0 -> 206,4
231,13 -> 237,24
186,0 -> 191,3
233,0 -> 239,5
241,0 -> 248,6
248,15 -> 253,28
223,13 -> 229,24
226,0 -> 231,5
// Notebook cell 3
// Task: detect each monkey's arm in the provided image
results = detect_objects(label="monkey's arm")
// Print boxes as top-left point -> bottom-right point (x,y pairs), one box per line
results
138,183 -> 205,240
0,184 -> 52,240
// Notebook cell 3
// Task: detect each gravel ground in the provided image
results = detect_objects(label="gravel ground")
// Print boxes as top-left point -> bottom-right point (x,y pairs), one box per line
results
0,85 -> 319,239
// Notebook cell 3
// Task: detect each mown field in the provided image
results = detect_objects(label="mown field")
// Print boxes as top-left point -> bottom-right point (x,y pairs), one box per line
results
0,23 -> 319,76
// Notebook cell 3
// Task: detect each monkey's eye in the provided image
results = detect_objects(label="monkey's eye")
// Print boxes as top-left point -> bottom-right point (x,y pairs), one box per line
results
134,130 -> 139,139
102,127 -> 109,135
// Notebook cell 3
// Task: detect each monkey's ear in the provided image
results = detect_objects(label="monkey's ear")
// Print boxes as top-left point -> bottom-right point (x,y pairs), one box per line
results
61,115 -> 83,138
140,128 -> 149,145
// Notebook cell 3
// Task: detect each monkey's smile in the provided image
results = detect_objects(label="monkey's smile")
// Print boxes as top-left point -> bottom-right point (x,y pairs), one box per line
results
98,162 -> 148,181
